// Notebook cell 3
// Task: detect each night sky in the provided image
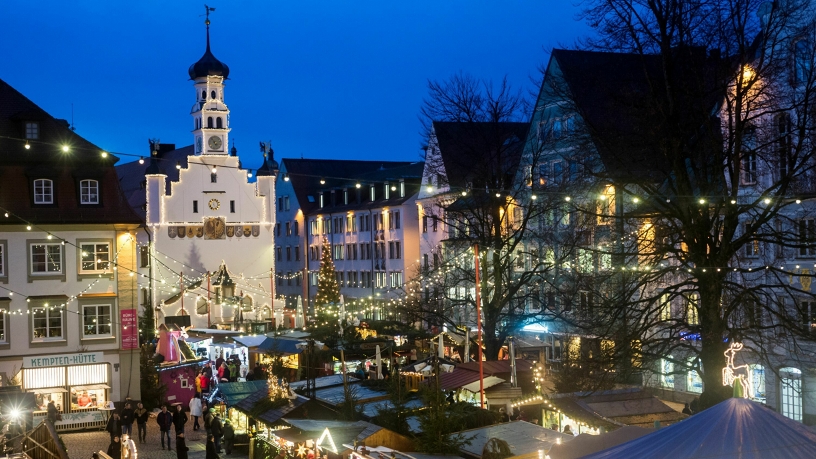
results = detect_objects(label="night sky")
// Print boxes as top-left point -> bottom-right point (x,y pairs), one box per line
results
4,1 -> 590,170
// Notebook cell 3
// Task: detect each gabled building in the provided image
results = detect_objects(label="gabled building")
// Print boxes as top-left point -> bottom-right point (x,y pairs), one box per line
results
118,17 -> 279,332
0,77 -> 142,430
275,159 -> 423,317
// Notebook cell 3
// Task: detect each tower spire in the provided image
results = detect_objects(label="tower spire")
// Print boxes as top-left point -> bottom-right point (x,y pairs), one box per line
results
204,5 -> 215,51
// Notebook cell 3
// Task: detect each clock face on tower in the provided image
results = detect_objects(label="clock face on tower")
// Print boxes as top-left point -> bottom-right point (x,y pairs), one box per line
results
208,135 -> 223,150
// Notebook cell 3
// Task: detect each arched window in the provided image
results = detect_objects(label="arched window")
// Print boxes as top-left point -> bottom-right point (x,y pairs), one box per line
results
211,90 -> 216,99
686,357 -> 703,394
79,179 -> 99,204
207,117 -> 213,128
196,297 -> 209,315
201,90 -> 206,100
780,367 -> 802,421
216,117 -> 223,129
241,295 -> 253,312
260,306 -> 271,320
33,179 -> 53,204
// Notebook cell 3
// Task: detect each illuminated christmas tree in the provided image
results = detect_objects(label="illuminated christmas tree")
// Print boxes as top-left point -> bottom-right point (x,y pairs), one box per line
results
315,238 -> 341,307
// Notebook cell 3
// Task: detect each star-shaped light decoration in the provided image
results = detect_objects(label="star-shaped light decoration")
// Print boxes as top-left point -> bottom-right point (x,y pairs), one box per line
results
296,443 -> 307,457
173,379 -> 178,384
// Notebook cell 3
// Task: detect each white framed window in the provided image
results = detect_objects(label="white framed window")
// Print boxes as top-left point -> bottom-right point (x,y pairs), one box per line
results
780,367 -> 802,422
32,307 -> 63,340
749,364 -> 766,403
660,357 -> 675,388
686,357 -> 703,393
742,152 -> 757,184
83,305 -> 112,337
31,243 -> 63,274
390,271 -> 403,288
25,122 -> 39,139
80,242 -> 110,273
33,179 -> 53,204
0,301 -> 8,344
0,241 -> 6,278
80,179 -> 99,204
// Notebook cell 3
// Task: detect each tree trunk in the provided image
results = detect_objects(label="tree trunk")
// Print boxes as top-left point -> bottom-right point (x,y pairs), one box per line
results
483,320 -> 501,361
697,278 -> 731,410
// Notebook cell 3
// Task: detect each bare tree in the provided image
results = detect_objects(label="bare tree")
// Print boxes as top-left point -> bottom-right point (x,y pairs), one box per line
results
544,0 -> 816,410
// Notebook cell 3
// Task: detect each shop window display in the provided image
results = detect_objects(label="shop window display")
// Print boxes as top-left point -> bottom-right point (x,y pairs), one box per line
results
71,387 -> 107,410
35,391 -> 65,414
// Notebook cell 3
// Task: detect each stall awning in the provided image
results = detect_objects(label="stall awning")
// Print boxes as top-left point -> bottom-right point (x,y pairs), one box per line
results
72,384 -> 110,391
29,387 -> 68,394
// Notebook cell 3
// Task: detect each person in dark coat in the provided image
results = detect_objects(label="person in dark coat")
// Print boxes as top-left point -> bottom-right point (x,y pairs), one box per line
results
222,419 -> 235,454
106,435 -> 121,458
173,404 -> 188,434
46,401 -> 58,423
206,434 -> 221,459
156,405 -> 174,450
682,403 -> 693,415
120,402 -> 135,436
210,413 -> 223,453
176,432 -> 189,459
203,406 -> 213,436
106,412 -> 122,442
134,402 -> 149,443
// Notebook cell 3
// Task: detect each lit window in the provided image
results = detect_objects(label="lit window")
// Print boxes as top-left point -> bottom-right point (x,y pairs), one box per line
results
32,307 -> 63,340
80,243 -> 110,273
660,357 -> 675,388
25,122 -> 39,140
749,364 -> 766,403
80,179 -> 99,204
686,357 -> 703,393
83,305 -> 112,337
0,302 -> 7,344
780,367 -> 802,422
0,243 -> 5,278
33,179 -> 53,204
31,243 -> 62,274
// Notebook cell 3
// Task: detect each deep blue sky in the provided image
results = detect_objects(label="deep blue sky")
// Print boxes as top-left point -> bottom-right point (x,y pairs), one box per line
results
4,1 -> 590,170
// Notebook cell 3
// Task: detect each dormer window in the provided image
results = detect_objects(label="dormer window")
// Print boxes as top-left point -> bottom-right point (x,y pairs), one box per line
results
25,122 -> 39,140
370,186 -> 375,202
201,90 -> 207,100
79,179 -> 99,204
211,90 -> 217,99
33,179 -> 53,204
385,182 -> 390,199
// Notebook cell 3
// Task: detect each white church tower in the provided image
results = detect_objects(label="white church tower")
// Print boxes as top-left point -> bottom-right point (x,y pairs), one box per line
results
142,11 -> 280,332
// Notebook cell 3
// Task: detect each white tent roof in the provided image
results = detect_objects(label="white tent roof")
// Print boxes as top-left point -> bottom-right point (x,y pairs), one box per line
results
582,398 -> 816,459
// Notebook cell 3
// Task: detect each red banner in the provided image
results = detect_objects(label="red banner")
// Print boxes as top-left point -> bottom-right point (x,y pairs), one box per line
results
121,309 -> 139,350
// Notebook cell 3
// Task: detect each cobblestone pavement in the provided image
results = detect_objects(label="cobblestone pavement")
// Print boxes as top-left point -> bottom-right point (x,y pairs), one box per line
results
61,420 -> 248,459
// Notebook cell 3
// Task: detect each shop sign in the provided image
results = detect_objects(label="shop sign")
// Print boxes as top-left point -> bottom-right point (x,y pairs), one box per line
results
35,410 -> 104,424
121,309 -> 139,350
24,352 -> 104,369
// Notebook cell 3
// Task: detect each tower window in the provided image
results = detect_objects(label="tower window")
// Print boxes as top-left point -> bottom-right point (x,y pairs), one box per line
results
207,117 -> 213,128
230,200 -> 235,213
211,90 -> 216,99
193,200 -> 198,213
216,117 -> 223,129
211,173 -> 217,183
201,90 -> 206,100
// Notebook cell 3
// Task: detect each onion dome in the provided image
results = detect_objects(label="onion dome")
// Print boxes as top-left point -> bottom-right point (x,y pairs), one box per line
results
257,148 -> 279,177
188,19 -> 230,80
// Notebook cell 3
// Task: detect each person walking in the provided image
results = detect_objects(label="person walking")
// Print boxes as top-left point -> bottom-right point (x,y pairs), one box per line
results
189,395 -> 203,431
203,406 -> 213,436
106,412 -> 122,443
210,412 -> 224,453
157,405 -> 174,450
106,435 -> 121,458
206,434 -> 221,459
222,419 -> 235,455
176,432 -> 190,459
120,402 -> 135,437
173,403 -> 188,435
134,402 -> 149,443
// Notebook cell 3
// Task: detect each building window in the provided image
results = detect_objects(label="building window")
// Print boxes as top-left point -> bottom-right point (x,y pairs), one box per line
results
749,364 -> 766,403
799,219 -> 816,256
284,196 -> 290,211
422,216 -> 428,233
0,301 -> 8,344
286,246 -> 292,262
295,246 -> 300,261
286,222 -> 291,236
140,246 -> 150,268
31,243 -> 62,274
780,367 -> 802,422
801,300 -> 816,332
287,272 -> 293,286
193,200 -> 199,213
432,216 -> 438,232
392,211 -> 401,229
25,122 -> 39,139
276,246 -> 282,262
388,241 -> 401,259
80,242 -> 110,273
32,307 -> 63,340
83,305 -> 112,337
294,221 -> 299,236
333,244 -> 344,260
211,173 -> 217,183
276,223 -> 281,237
230,200 -> 235,213
79,180 -> 99,204
216,117 -> 223,129
390,271 -> 403,288
660,357 -> 674,388
659,294 -> 671,321
33,179 -> 53,204
310,219 -> 318,235
744,222 -> 759,257
686,295 -> 699,325
686,357 -> 703,394
207,116 -> 213,128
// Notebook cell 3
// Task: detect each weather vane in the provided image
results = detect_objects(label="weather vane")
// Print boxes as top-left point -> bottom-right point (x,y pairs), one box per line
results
203,4 -> 216,25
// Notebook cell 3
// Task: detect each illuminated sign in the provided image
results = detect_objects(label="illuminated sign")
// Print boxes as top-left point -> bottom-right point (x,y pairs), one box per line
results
24,352 -> 103,369
316,427 -> 338,454
722,342 -> 752,398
